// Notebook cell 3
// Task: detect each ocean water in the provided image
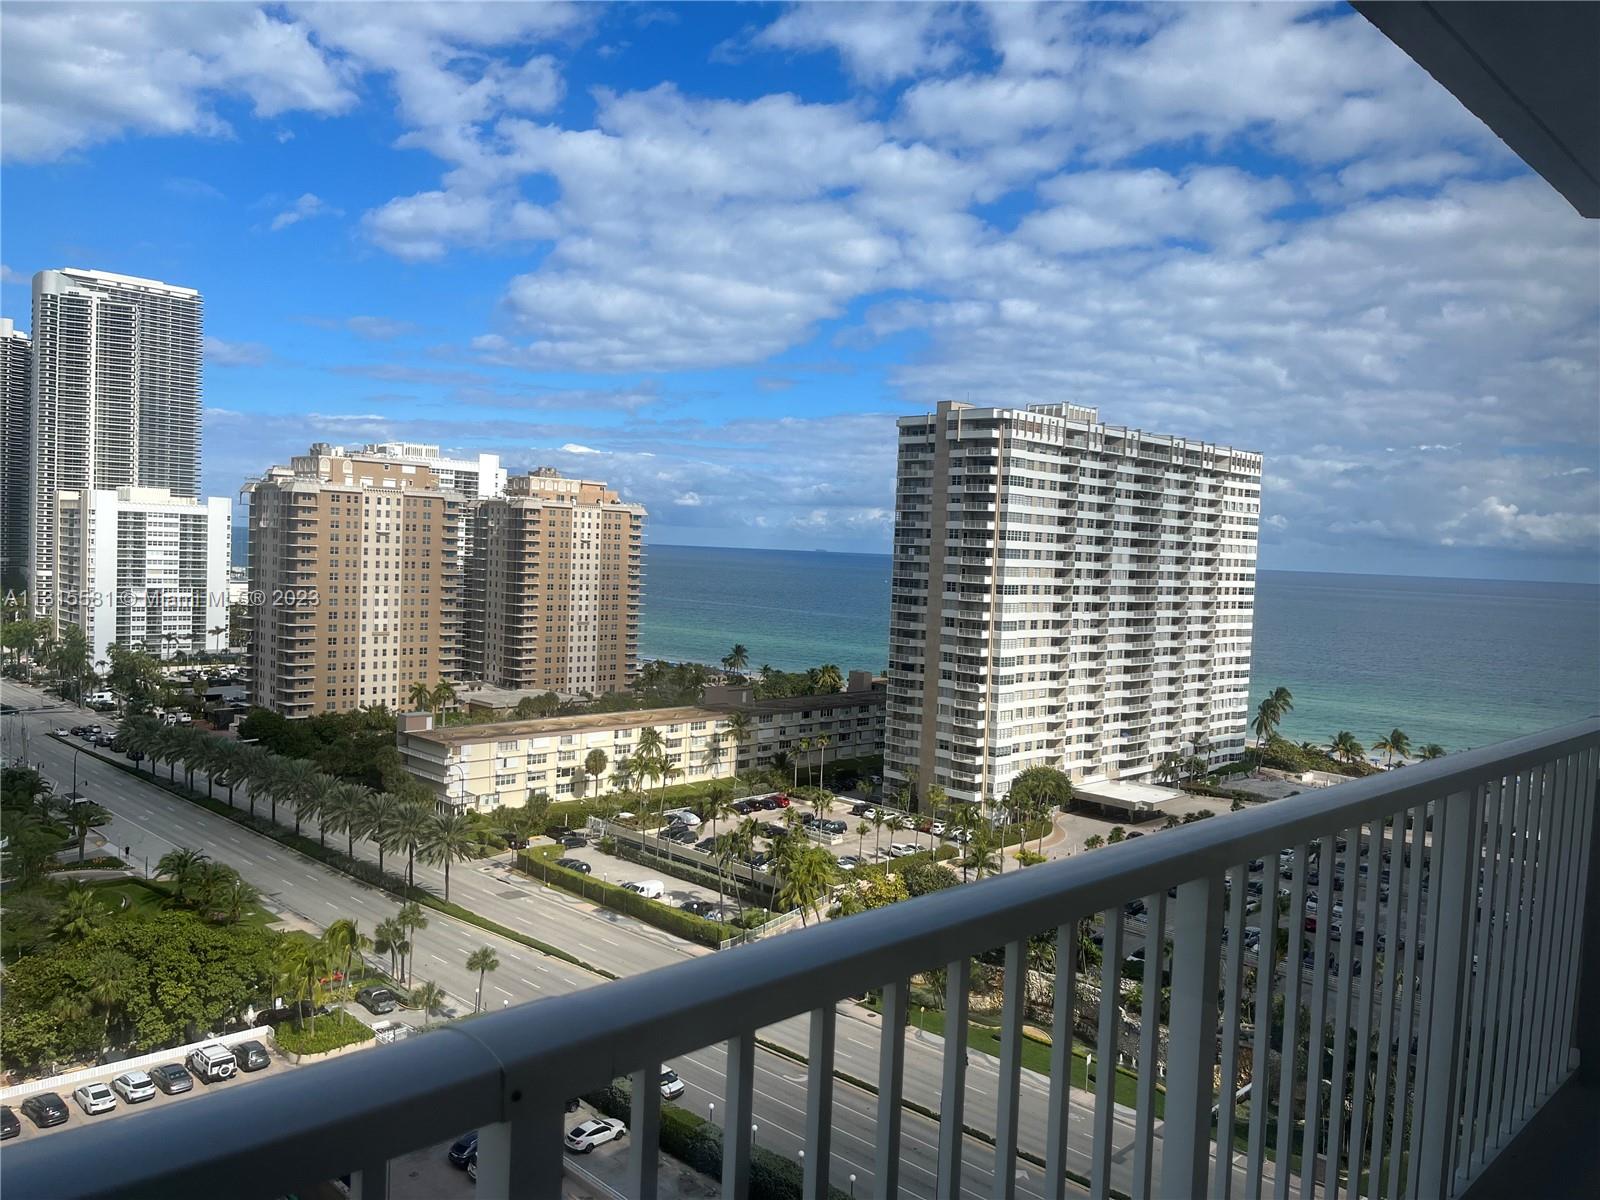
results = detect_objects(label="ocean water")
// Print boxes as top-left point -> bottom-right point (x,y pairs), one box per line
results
640,544 -> 1599,753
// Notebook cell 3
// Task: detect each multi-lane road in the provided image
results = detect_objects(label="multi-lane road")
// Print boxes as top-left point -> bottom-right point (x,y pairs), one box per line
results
4,686 -> 1273,1197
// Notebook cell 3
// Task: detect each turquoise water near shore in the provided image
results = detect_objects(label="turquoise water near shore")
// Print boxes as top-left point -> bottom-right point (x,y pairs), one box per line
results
639,544 -> 1599,753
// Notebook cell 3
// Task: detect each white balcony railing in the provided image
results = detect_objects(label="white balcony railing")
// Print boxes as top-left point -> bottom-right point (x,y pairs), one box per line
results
5,718 -> 1596,1200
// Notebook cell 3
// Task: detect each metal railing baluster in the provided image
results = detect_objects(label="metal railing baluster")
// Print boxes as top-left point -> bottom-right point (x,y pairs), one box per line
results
1345,818 -> 1389,1200
1323,827 -> 1363,1199
1130,890 -> 1166,1200
1552,748 -> 1598,1079
1385,802 -> 1428,1200
1160,874 -> 1226,1200
1045,927 -> 1078,1200
1482,768 -> 1528,1157
722,1031 -> 756,1200
937,960 -> 970,1200
1300,834 -> 1338,1199
1413,784 -> 1486,1200
1366,809 -> 1412,1200
1274,842 -> 1311,1200
629,1065 -> 662,1200
1089,908 -> 1124,1200
475,1095 -> 566,1200
1459,777 -> 1506,1177
875,979 -> 909,1200
1503,764 -> 1546,1137
994,940 -> 1028,1200
1530,752 -> 1577,1105
1246,850 -> 1283,1198
803,1006 -> 837,1200
1214,864 -> 1249,1200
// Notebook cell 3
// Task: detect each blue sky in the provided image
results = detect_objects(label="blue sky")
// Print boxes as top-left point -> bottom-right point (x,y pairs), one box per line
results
2,2 -> 1596,580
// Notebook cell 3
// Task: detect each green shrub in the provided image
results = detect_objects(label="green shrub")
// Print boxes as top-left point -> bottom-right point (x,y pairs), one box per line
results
45,855 -> 125,872
274,1010 -> 374,1056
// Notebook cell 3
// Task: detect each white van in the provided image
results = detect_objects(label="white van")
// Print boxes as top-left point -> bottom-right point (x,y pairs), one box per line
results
187,1042 -> 238,1083
623,880 -> 666,900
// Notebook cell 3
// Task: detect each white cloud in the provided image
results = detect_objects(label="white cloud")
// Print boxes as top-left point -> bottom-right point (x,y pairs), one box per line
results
0,4 -> 356,161
560,442 -> 601,455
304,315 -> 419,340
0,264 -> 25,284
752,2 -> 969,85
673,491 -> 703,507
270,192 -> 340,231
205,336 -> 272,367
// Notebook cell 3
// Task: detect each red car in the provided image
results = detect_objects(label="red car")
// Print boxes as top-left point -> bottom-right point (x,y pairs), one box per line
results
773,794 -> 790,807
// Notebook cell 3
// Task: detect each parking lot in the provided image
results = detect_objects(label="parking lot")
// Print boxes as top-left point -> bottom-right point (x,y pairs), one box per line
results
2,1040 -> 296,1146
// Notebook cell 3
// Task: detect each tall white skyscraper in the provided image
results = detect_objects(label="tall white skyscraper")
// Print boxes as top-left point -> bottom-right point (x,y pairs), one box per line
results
885,400 -> 1261,807
1,317 -> 30,589
30,268 -> 203,603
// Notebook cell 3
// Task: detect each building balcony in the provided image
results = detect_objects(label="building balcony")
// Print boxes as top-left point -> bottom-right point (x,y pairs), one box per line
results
8,720 -> 1597,1200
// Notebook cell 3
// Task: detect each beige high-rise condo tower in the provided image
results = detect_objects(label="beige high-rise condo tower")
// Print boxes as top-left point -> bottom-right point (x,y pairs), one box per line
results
465,469 -> 645,698
885,400 -> 1260,808
245,446 -> 464,717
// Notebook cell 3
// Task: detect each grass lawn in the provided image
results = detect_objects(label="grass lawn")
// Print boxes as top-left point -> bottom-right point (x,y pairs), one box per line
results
864,995 -> 1155,1113
85,877 -> 277,928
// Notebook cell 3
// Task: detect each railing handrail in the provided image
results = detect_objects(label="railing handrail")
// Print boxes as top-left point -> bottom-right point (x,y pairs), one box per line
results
6,716 -> 1597,1200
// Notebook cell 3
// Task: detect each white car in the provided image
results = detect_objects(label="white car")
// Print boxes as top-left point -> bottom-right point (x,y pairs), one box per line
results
658,1067 -> 685,1100
836,855 -> 861,870
52,727 -> 70,737
928,821 -> 947,836
564,1117 -> 626,1153
889,842 -> 920,858
73,1082 -> 117,1115
110,1071 -> 156,1103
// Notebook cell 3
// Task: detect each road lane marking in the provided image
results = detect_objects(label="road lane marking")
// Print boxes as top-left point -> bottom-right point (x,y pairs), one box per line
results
492,985 -> 514,997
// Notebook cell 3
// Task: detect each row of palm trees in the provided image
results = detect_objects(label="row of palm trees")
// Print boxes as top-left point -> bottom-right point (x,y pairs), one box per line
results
1256,687 -> 1447,766
117,717 -> 481,900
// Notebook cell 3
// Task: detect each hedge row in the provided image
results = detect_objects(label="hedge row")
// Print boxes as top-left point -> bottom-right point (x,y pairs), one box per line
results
85,747 -> 607,978
517,849 -> 725,949
583,1077 -> 851,1200
273,1010 -> 375,1056
1182,781 -> 1259,803
45,855 -> 126,872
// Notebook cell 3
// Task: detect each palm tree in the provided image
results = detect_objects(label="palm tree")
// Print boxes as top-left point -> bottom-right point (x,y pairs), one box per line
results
466,946 -> 501,1014
407,681 -> 434,714
963,828 -> 1000,879
1155,751 -> 1186,784
424,810 -> 477,902
372,918 -> 406,978
1270,686 -> 1294,719
795,738 -> 810,790
721,711 -> 752,775
1252,699 -> 1280,749
855,821 -> 870,858
235,744 -> 273,817
1330,731 -> 1365,764
216,875 -> 261,925
430,679 -> 457,721
323,918 -> 371,986
413,980 -> 447,1029
583,748 -> 608,792
1374,728 -> 1412,767
776,845 -> 835,926
382,802 -> 435,891
722,644 -> 750,676
1419,743 -> 1446,760
362,792 -> 403,876
265,757 -> 315,828
53,883 -> 110,942
396,902 -> 430,985
156,847 -> 210,903
813,734 -> 831,789
870,809 -> 887,858
295,770 -> 338,843
319,782 -> 368,858
59,798 -> 106,862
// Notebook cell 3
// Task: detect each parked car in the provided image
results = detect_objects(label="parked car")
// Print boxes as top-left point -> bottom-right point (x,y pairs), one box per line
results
466,1151 -> 478,1182
149,1063 -> 194,1094
560,835 -> 587,850
695,837 -> 720,853
772,794 -> 791,807
110,1071 -> 156,1103
545,826 -> 575,840
358,986 -> 399,1015
73,1083 -> 117,1115
658,1068 -> 685,1100
680,899 -> 719,918
888,842 -> 919,857
1,1106 -> 19,1140
798,812 -> 819,827
821,819 -> 847,834
555,857 -> 591,873
52,727 -> 70,737
20,1093 -> 69,1128
622,880 -> 665,900
233,1040 -> 271,1072
661,809 -> 701,827
448,1131 -> 479,1168
732,800 -> 757,815
564,1117 -> 626,1154
187,1043 -> 238,1083
836,855 -> 861,870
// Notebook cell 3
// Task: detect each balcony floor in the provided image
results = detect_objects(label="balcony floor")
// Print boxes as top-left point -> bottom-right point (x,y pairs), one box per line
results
1462,1078 -> 1600,1200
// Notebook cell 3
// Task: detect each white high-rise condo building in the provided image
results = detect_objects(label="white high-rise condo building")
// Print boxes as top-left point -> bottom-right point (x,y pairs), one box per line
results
885,400 -> 1261,808
308,441 -> 507,499
53,487 -> 230,666
1,317 -> 31,589
29,269 -> 203,605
